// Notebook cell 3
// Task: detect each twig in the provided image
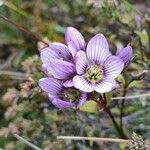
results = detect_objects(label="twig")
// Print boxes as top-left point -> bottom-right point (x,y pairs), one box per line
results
0,70 -> 32,80
0,14 -> 49,47
112,93 -> 150,100
14,134 -> 42,150
57,136 -> 130,143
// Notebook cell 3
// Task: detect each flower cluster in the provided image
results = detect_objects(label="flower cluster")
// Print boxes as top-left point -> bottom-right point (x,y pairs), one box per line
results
39,27 -> 132,109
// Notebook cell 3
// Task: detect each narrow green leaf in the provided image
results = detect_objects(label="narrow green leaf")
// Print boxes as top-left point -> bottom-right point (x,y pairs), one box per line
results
135,30 -> 149,46
128,80 -> 143,89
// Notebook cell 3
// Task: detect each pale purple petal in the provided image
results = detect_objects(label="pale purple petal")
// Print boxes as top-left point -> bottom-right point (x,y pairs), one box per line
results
47,59 -> 75,80
63,79 -> 74,87
50,42 -> 72,60
77,92 -> 87,107
39,78 -> 63,95
135,15 -> 141,30
65,27 -> 86,51
68,41 -> 78,58
86,34 -> 111,64
73,75 -> 94,92
116,45 -> 133,65
104,56 -> 124,79
42,64 -> 52,76
42,64 -> 48,74
40,42 -> 71,65
48,94 -> 75,109
48,93 -> 56,99
40,47 -> 59,65
95,78 -> 117,93
75,51 -> 89,75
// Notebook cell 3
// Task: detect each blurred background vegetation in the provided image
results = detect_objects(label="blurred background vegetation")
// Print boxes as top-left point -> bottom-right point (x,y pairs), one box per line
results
0,0 -> 150,149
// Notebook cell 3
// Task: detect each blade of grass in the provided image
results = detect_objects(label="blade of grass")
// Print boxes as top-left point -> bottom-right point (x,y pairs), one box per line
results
4,1 -> 32,18
57,136 -> 130,143
112,93 -> 150,100
14,134 -> 42,150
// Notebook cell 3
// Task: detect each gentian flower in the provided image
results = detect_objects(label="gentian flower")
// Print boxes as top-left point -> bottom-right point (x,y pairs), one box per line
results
39,77 -> 87,109
135,15 -> 141,30
116,44 -> 133,66
40,27 -> 86,87
65,27 -> 86,58
73,34 -> 124,93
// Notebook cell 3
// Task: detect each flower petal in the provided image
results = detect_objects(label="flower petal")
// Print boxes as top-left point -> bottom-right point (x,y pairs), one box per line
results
95,78 -> 117,93
47,59 -> 75,79
63,79 -> 74,87
40,47 -> 58,65
65,27 -> 86,51
68,41 -> 78,58
39,78 -> 63,95
48,94 -> 75,109
86,34 -> 111,64
75,51 -> 89,74
40,42 -> 71,65
116,45 -> 133,65
104,56 -> 124,79
73,75 -> 94,92
135,15 -> 141,30
50,42 -> 72,60
42,64 -> 52,76
77,92 -> 87,107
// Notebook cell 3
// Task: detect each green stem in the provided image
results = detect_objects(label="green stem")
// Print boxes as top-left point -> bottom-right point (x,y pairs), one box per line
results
104,107 -> 127,139
119,74 -> 133,133
120,86 -> 127,131
100,94 -> 127,139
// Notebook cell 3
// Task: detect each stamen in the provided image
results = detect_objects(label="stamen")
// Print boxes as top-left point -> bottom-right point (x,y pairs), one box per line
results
63,88 -> 80,103
85,65 -> 103,83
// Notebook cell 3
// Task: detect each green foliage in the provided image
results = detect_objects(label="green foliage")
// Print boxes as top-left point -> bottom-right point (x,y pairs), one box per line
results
80,101 -> 98,113
0,0 -> 149,149
135,30 -> 149,47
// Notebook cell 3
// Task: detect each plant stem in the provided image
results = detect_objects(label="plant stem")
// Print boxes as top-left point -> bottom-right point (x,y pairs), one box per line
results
104,107 -> 127,139
119,74 -> 131,133
120,86 -> 127,131
98,94 -> 127,139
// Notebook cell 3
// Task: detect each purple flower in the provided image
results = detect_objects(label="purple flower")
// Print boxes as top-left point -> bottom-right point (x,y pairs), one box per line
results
40,27 -> 86,84
39,77 -> 87,109
65,27 -> 86,58
116,44 -> 133,66
135,15 -> 141,30
40,42 -> 72,66
73,34 -> 124,93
